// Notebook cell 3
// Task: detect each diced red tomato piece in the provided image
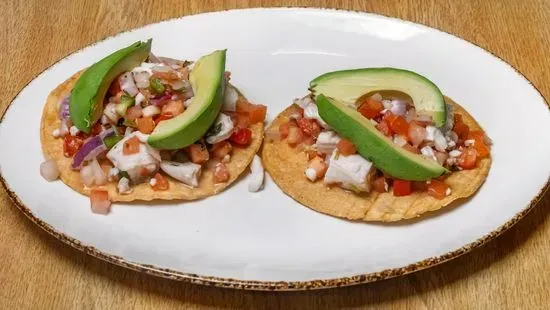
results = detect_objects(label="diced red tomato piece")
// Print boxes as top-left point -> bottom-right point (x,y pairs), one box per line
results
123,136 -> 140,155
453,121 -> 470,141
136,117 -> 155,134
376,120 -> 392,137
188,143 -> 210,164
296,117 -> 321,138
373,177 -> 387,193
211,141 -> 232,159
408,121 -> 426,146
412,181 -> 428,192
393,179 -> 412,196
402,143 -> 419,154
154,112 -> 173,123
162,100 -> 185,117
91,122 -> 103,136
248,104 -> 267,124
454,113 -> 463,124
458,147 -> 477,169
63,134 -> 85,157
279,121 -> 291,139
151,172 -> 169,191
307,156 -> 328,179
388,115 -> 409,136
236,98 -> 253,113
336,139 -> 357,155
230,127 -> 252,146
358,98 -> 384,119
228,112 -> 250,128
126,106 -> 143,121
214,163 -> 230,183
427,179 -> 450,200
108,79 -> 121,96
287,126 -> 303,147
469,130 -> 490,158
90,189 -> 111,215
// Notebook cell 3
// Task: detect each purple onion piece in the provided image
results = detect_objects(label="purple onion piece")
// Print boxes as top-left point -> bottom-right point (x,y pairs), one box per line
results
150,94 -> 172,106
58,95 -> 70,120
71,128 -> 115,170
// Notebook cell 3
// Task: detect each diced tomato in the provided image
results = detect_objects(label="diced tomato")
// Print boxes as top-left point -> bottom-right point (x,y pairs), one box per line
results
279,121 -> 291,139
336,139 -> 357,155
376,120 -> 392,137
412,181 -> 428,192
123,136 -> 140,155
214,163 -> 230,183
136,116 -> 155,134
108,79 -> 121,96
188,143 -> 210,164
126,106 -> 143,121
139,167 -> 150,177
388,115 -> 409,136
454,113 -> 463,124
468,130 -> 490,158
296,118 -> 321,138
90,189 -> 111,215
236,98 -> 252,113
211,141 -> 232,159
393,179 -> 412,196
427,179 -> 450,200
408,122 -> 426,146
230,127 -> 252,146
308,156 -> 328,179
63,134 -> 85,157
154,112 -> 173,123
453,122 -> 470,141
358,98 -> 384,119
228,112 -> 250,128
286,126 -> 303,147
248,104 -> 267,124
458,147 -> 477,170
151,172 -> 169,191
373,177 -> 387,193
91,122 -> 103,136
402,143 -> 419,154
162,100 -> 185,117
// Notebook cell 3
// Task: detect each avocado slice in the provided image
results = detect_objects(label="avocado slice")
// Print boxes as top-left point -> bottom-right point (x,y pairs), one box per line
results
310,68 -> 447,127
69,39 -> 152,133
148,50 -> 226,149
316,94 -> 447,181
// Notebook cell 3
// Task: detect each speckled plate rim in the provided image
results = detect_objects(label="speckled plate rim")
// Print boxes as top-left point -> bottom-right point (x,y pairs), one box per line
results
1,7 -> 549,291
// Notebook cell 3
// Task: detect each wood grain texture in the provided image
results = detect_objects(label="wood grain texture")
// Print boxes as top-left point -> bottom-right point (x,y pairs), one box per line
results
1,0 -> 549,308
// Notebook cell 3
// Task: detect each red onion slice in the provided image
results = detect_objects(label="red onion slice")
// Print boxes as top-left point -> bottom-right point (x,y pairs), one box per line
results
150,93 -> 172,106
58,95 -> 70,120
71,129 -> 115,169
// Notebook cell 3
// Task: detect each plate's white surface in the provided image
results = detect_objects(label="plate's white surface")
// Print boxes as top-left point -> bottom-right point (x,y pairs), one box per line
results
1,8 -> 549,284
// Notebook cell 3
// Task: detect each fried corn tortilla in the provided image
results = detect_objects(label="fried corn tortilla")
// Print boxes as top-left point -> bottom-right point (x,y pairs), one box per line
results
41,72 -> 263,202
262,97 -> 491,222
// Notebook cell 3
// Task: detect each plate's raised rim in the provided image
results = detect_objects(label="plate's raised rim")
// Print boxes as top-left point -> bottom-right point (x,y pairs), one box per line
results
1,7 -> 549,291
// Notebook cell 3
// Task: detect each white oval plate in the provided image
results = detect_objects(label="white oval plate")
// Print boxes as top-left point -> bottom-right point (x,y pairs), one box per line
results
1,8 -> 549,290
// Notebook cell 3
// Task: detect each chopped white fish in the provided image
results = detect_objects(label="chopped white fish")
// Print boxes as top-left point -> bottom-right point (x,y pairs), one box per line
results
149,178 -> 157,186
425,126 -> 436,141
103,102 -> 120,123
324,151 -> 374,192
131,62 -> 164,75
108,167 -> 120,181
430,127 -> 448,151
222,83 -> 239,112
117,177 -> 133,194
69,126 -> 80,136
305,168 -> 317,182
107,133 -> 160,183
393,135 -> 408,147
315,131 -> 341,154
160,161 -> 201,187
248,155 -> 264,192
206,113 -> 234,144
52,129 -> 60,138
295,96 -> 330,128
133,132 -> 149,143
420,146 -> 437,161
142,105 -> 160,117
124,127 -> 134,137
222,154 -> 231,163
449,150 -> 462,157
101,115 -> 110,125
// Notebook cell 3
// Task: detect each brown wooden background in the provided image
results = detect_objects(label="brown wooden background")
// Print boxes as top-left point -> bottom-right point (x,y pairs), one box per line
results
1,0 -> 549,308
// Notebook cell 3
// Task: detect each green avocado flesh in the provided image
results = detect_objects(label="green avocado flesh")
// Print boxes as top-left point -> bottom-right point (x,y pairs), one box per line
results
316,94 -> 447,181
310,68 -> 447,127
69,39 -> 152,133
148,50 -> 226,149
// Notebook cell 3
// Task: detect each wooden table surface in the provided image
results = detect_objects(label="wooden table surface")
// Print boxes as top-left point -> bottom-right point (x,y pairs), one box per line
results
1,0 -> 549,308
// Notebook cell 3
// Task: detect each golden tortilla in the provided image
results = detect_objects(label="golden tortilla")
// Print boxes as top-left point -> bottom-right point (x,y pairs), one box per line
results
262,98 -> 491,222
41,72 -> 263,202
